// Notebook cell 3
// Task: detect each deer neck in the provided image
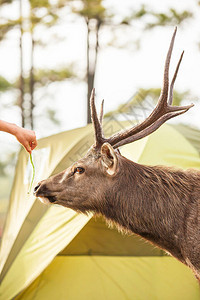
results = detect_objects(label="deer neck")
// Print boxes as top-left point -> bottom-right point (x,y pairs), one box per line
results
98,156 -> 195,261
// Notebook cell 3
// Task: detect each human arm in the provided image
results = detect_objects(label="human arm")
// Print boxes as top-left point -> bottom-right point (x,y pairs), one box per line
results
0,120 -> 37,153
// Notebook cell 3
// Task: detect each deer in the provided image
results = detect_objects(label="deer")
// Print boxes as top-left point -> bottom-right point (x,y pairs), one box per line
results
34,28 -> 200,282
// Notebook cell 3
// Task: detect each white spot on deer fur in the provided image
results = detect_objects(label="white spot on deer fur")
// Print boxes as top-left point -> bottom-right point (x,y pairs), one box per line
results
59,170 -> 68,183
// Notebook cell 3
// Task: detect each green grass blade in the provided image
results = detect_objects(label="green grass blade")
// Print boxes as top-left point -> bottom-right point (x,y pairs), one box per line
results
28,153 -> 35,194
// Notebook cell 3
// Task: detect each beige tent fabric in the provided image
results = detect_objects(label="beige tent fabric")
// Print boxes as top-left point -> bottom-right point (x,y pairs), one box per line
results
0,207 -> 91,300
59,216 -> 165,256
16,256 -> 200,300
174,124 -> 200,155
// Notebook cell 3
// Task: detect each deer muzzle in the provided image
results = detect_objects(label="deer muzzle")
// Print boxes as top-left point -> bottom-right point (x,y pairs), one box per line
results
34,182 -> 57,203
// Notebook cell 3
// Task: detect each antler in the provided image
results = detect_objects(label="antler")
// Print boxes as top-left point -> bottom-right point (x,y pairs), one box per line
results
168,50 -> 184,106
90,27 -> 193,150
99,99 -> 104,126
107,27 -> 193,148
90,88 -> 105,148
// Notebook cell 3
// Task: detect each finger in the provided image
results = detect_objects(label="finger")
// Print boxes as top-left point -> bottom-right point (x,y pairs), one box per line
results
31,144 -> 36,150
30,140 -> 38,150
25,142 -> 32,154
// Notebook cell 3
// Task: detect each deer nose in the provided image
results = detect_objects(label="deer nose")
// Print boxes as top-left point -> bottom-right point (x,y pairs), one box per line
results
34,183 -> 41,194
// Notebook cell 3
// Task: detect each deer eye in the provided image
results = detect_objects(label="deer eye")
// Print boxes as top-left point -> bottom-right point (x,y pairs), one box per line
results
74,167 -> 85,174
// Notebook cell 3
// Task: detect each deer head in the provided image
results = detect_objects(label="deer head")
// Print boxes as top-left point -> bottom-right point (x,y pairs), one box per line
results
34,28 -> 193,214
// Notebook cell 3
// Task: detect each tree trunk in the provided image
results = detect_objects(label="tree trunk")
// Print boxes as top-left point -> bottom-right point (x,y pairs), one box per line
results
29,33 -> 35,130
86,18 -> 101,124
19,0 -> 25,127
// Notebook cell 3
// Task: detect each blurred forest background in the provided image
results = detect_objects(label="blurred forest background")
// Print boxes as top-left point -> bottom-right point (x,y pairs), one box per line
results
0,0 -> 200,238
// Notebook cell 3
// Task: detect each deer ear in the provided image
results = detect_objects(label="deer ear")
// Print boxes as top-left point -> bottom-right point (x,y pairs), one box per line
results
101,143 -> 118,176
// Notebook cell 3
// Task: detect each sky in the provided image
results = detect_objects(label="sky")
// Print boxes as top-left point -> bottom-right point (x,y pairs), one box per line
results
0,0 -> 200,151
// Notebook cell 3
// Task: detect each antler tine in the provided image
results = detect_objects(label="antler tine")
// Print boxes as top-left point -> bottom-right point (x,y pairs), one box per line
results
99,99 -> 104,126
158,26 -> 177,106
113,106 -> 193,149
90,88 -> 104,148
168,51 -> 184,106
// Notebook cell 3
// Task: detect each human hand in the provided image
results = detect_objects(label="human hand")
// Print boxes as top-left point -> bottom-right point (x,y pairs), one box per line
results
15,127 -> 38,154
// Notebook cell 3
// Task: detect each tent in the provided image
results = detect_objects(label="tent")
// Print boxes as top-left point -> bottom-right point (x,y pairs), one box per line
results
0,120 -> 200,300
